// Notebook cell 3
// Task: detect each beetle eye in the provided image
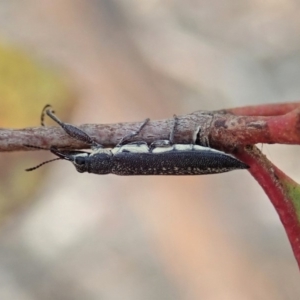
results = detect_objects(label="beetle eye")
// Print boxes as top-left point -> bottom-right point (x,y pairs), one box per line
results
75,156 -> 86,165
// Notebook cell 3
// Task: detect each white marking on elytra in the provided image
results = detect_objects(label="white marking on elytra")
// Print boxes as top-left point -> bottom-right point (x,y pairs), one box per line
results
173,145 -> 193,151
152,146 -> 173,153
191,145 -> 222,154
90,148 -> 112,156
112,142 -> 149,154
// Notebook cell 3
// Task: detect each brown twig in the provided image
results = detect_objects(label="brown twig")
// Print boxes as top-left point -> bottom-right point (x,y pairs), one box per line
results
1,104 -> 300,152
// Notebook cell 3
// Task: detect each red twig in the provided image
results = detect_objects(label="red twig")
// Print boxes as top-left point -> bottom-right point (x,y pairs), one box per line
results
207,107 -> 300,150
236,146 -> 300,268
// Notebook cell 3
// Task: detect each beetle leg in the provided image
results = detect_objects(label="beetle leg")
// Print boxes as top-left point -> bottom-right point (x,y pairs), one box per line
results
149,115 -> 179,151
117,118 -> 150,146
169,114 -> 179,144
41,104 -> 102,149
149,140 -> 171,151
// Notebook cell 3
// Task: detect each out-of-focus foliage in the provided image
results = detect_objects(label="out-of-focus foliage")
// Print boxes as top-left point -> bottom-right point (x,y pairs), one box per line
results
0,43 -> 70,127
0,42 -> 72,222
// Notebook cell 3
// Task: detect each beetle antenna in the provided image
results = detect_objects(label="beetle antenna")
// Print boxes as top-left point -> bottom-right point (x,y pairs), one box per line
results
49,146 -> 72,161
25,158 -> 62,171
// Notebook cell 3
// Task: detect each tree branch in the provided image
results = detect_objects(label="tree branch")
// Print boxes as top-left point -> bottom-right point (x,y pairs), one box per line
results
1,103 -> 300,152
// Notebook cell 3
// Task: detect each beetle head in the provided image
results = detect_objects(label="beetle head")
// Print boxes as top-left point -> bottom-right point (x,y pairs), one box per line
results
25,146 -> 112,174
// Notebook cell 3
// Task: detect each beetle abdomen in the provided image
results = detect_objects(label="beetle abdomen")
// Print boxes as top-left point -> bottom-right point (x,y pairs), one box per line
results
112,150 -> 248,175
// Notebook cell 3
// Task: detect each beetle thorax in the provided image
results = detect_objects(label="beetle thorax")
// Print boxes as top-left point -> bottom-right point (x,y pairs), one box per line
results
72,149 -> 113,174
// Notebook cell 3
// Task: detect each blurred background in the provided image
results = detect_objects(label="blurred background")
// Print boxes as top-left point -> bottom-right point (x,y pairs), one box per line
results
0,1 -> 300,299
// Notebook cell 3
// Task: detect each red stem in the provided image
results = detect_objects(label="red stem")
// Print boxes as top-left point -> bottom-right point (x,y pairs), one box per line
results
236,147 -> 300,268
209,107 -> 300,148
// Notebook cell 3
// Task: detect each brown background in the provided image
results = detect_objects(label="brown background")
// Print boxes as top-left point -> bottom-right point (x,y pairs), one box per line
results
0,1 -> 300,299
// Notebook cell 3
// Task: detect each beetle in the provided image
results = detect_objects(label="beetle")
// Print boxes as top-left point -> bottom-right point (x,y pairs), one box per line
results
25,105 -> 249,175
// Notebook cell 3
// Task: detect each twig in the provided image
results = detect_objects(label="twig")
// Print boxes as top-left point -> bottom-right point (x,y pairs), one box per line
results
235,145 -> 300,269
1,103 -> 300,152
